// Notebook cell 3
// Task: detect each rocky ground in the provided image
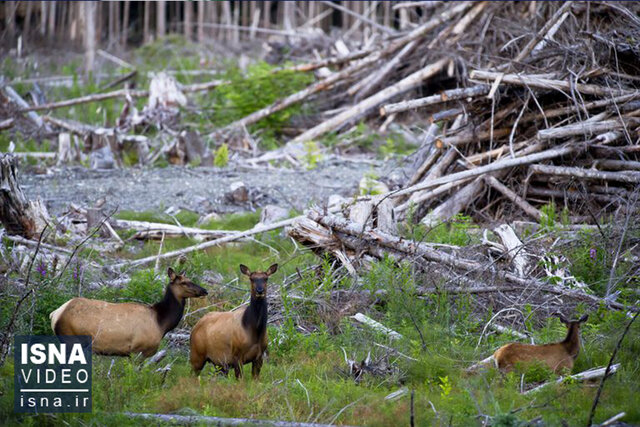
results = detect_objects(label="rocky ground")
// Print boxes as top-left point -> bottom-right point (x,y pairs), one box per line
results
21,158 -> 381,216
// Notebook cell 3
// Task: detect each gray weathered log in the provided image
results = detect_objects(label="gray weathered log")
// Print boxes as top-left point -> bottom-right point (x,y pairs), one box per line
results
484,175 -> 543,220
538,119 -> 636,140
380,85 -> 490,116
530,164 -> 640,184
290,58 -> 449,146
122,412 -> 351,427
470,70 -> 635,97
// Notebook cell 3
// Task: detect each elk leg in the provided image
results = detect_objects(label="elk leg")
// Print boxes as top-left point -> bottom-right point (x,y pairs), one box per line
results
252,357 -> 263,379
233,363 -> 243,379
190,353 -> 206,375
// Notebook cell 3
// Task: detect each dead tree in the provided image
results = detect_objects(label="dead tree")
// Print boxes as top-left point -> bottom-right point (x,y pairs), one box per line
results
0,154 -> 50,239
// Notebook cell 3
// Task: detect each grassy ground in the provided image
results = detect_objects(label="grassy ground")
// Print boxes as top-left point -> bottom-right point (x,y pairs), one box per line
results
1,210 -> 639,426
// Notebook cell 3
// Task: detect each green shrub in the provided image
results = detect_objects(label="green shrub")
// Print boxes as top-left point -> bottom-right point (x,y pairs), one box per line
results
214,143 -> 229,167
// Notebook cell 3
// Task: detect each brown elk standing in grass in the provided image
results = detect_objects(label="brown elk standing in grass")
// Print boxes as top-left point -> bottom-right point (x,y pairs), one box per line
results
190,263 -> 277,379
50,268 -> 207,357
467,314 -> 589,374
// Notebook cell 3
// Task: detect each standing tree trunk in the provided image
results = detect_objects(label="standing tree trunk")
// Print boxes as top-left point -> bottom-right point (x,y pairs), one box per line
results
0,155 -> 51,239
197,1 -> 205,43
143,1 -> 151,43
263,1 -> 271,29
24,2 -> 34,44
121,1 -> 130,46
184,0 -> 193,41
83,1 -> 97,77
156,0 -> 166,39
40,1 -> 47,36
48,1 -> 56,38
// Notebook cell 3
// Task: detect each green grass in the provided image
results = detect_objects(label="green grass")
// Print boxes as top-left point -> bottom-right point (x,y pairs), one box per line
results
401,213 -> 480,246
1,293 -> 638,426
1,207 -> 638,426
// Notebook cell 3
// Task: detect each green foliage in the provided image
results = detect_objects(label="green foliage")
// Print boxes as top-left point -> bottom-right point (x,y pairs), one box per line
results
2,212 -> 640,427
204,61 -> 314,148
539,202 -> 557,231
199,211 -> 261,231
213,143 -> 229,168
402,213 -> 477,246
95,269 -> 165,304
303,141 -> 322,170
115,209 -> 200,228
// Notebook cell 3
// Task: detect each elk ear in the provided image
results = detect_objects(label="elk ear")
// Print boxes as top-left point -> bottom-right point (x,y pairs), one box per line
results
556,313 -> 569,325
578,314 -> 589,323
179,270 -> 186,277
167,267 -> 177,281
239,264 -> 251,276
266,263 -> 278,276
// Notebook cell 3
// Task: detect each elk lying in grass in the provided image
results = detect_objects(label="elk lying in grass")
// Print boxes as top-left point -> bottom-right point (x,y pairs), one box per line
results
467,314 -> 589,374
190,263 -> 277,379
50,268 -> 207,357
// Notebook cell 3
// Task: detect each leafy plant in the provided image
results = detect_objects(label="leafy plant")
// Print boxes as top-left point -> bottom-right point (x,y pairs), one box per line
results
214,143 -> 229,167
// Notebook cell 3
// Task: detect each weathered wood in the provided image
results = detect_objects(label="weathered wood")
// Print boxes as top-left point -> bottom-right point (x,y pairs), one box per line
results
351,313 -> 403,340
20,80 -> 226,112
221,2 -> 473,133
0,154 -> 50,239
302,210 -> 632,311
3,86 -> 45,128
0,118 -> 15,130
470,70 -> 635,97
390,143 -> 581,200
514,1 -> 574,62
111,216 -> 301,269
525,364 -> 620,394
538,119 -> 636,140
110,219 -> 236,241
350,40 -> 418,99
492,224 -> 529,277
484,175 -> 543,220
122,412 -> 351,427
290,58 -> 449,145
530,164 -> 640,184
380,85 -> 490,116
421,177 -> 484,226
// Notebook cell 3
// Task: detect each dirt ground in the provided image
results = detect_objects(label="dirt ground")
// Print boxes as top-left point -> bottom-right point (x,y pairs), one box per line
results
21,159 -> 381,216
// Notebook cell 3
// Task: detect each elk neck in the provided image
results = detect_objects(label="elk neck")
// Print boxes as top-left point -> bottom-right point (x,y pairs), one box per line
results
153,285 -> 185,336
242,294 -> 268,339
561,323 -> 582,357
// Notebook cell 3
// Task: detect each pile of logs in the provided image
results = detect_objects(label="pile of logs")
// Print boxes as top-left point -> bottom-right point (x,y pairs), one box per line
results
4,3 -> 639,225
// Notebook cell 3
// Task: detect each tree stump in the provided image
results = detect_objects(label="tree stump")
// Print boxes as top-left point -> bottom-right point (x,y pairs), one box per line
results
0,154 -> 50,238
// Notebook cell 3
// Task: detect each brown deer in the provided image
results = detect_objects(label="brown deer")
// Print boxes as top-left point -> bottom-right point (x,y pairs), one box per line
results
190,263 -> 277,379
50,268 -> 207,357
467,314 -> 588,374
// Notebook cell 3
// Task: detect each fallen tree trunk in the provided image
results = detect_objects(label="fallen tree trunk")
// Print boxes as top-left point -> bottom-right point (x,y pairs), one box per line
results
111,216 -> 300,269
20,79 -> 226,112
530,164 -> 640,184
537,119 -> 636,140
288,58 -> 450,145
484,175 -> 543,220
470,70 -> 634,97
295,209 -> 632,311
380,85 -> 490,116
110,219 -> 236,240
122,412 -> 351,427
525,364 -> 620,394
390,142 -> 582,200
